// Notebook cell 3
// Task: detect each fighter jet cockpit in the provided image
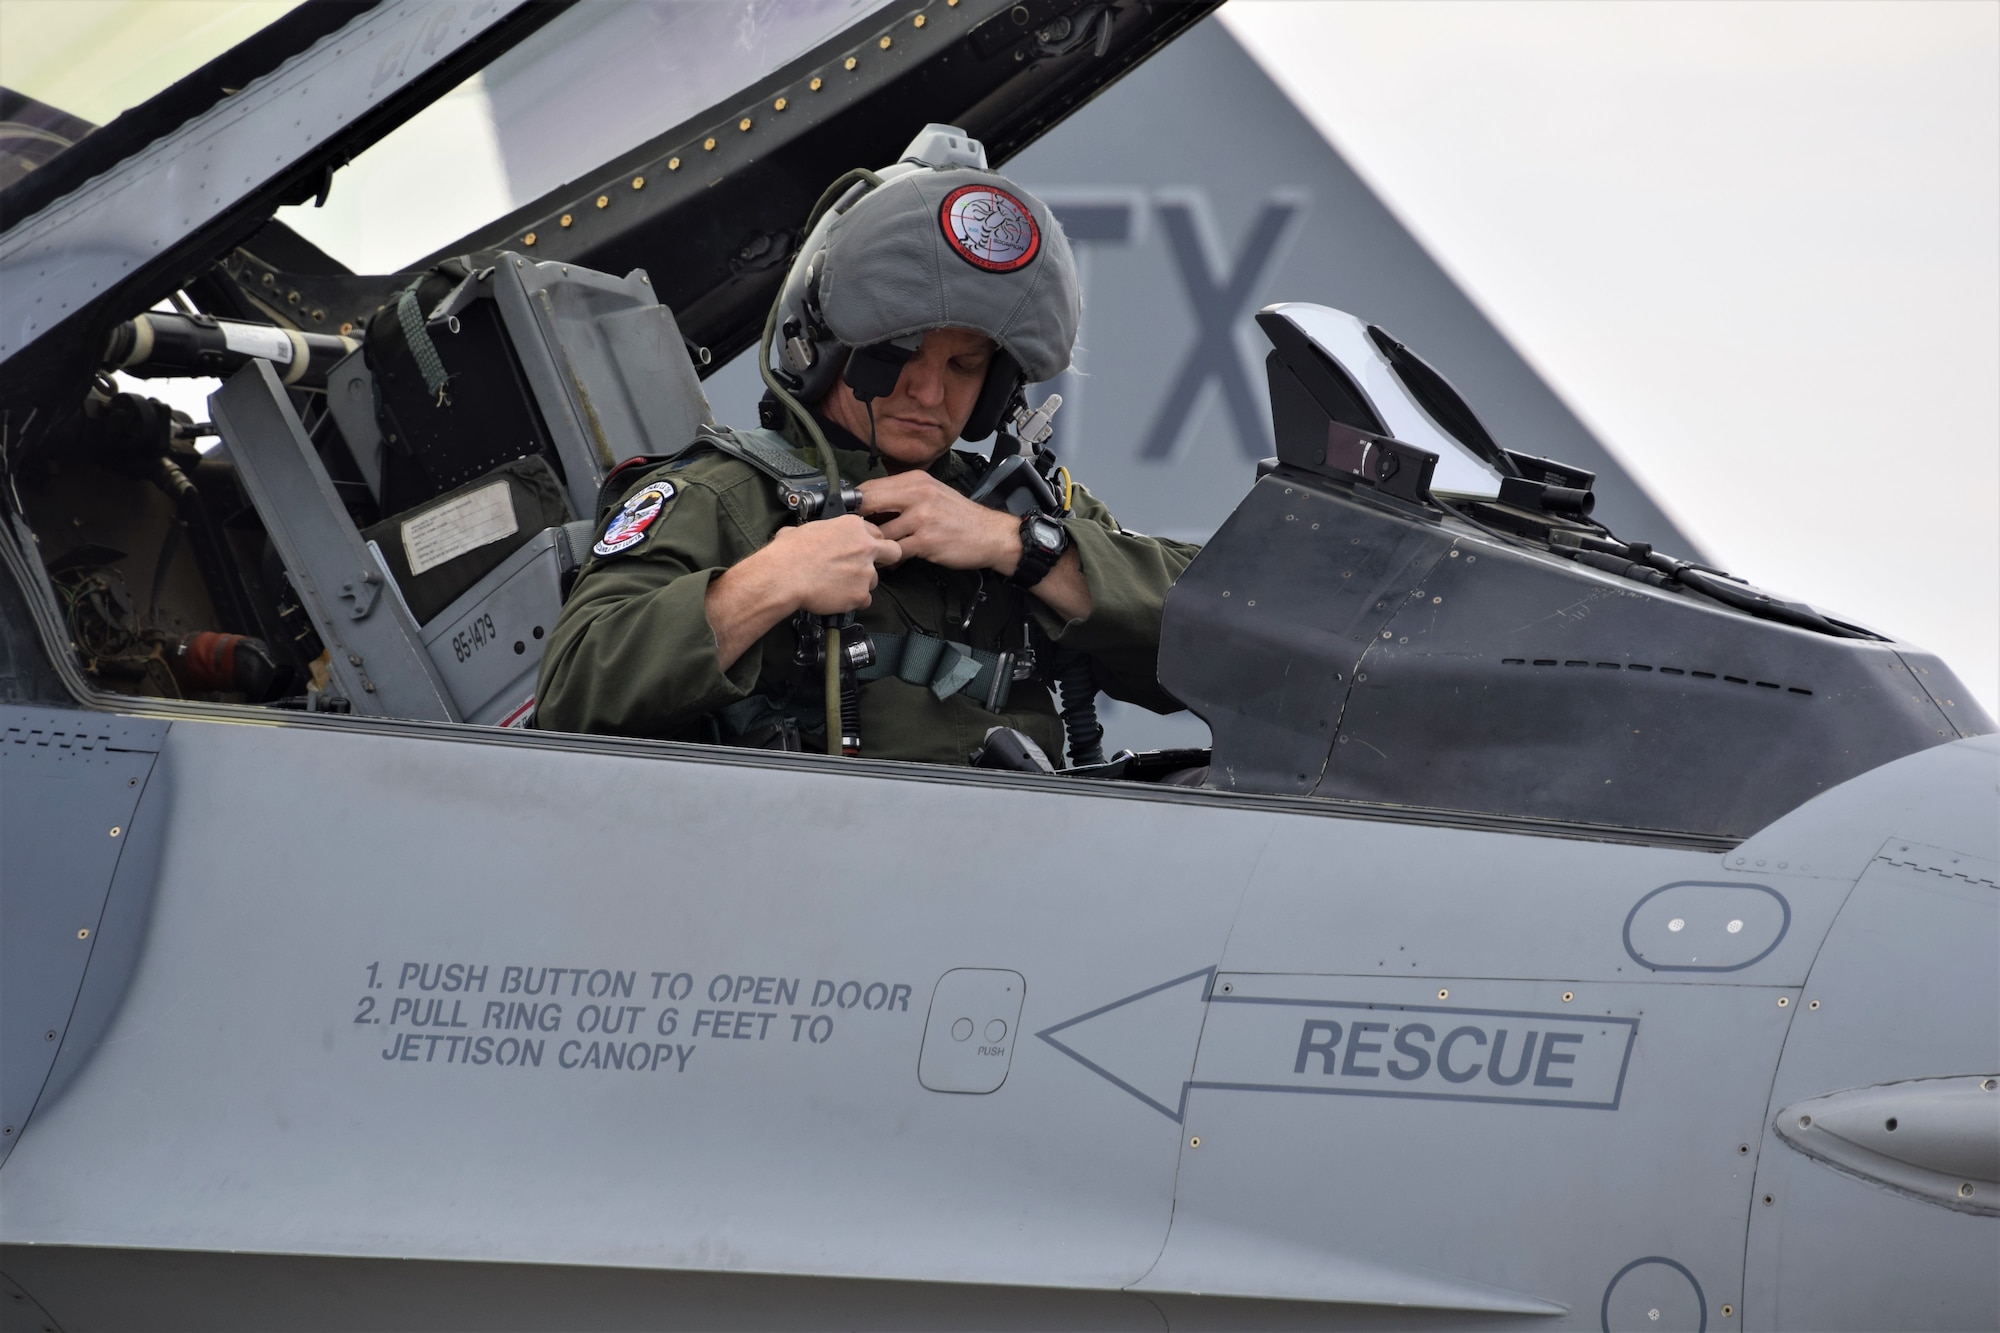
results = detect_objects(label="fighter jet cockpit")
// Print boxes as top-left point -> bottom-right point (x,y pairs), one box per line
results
0,1 -> 1214,723
1,0 -> 1988,844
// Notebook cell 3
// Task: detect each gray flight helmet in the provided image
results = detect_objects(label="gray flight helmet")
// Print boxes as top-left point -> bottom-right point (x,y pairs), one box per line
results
769,124 -> 1081,441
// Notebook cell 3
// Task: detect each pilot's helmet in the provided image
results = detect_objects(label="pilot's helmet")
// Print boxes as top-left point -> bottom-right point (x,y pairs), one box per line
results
770,125 -> 1080,441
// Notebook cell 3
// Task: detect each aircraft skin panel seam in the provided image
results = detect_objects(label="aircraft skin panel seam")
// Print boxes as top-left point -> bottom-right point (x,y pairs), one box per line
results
1873,844 -> 2000,891
0,715 -> 163,1169
1731,865 -> 1864,1318
1891,652 -> 1980,740
1122,823 -> 1279,1292
1308,539 -> 1458,796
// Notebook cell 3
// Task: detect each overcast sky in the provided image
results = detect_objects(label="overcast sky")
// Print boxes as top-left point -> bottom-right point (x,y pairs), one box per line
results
1221,0 -> 2000,716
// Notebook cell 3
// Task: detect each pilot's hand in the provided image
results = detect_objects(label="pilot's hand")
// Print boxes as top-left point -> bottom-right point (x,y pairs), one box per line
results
770,515 -> 903,614
856,472 -> 1021,575
705,516 -> 899,670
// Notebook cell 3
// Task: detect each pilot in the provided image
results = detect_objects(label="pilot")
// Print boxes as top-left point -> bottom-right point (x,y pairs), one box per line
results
535,146 -> 1197,766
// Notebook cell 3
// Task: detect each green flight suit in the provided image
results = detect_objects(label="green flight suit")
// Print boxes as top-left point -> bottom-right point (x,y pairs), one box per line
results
535,413 -> 1198,766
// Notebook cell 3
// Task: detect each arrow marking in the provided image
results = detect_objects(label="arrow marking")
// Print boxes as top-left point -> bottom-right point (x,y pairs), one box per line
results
1035,967 -> 1214,1123
1040,972 -> 1641,1121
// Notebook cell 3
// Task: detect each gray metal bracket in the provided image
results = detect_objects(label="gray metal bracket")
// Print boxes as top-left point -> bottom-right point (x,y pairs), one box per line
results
209,362 -> 456,722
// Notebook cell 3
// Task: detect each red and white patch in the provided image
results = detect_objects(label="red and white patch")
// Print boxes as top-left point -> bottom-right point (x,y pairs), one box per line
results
940,184 -> 1040,273
594,483 -> 673,556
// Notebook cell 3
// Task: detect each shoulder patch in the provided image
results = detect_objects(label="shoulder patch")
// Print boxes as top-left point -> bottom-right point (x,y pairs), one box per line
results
594,482 -> 674,556
940,184 -> 1040,273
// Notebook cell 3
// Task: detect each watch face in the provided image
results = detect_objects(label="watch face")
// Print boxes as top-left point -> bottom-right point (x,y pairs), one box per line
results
1029,518 -> 1063,552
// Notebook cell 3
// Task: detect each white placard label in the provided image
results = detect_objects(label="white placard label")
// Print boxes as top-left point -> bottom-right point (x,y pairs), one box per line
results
402,481 -> 517,576
221,321 -> 295,364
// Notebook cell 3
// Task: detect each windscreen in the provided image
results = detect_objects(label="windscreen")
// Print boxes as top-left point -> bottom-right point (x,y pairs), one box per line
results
278,0 -> 894,275
0,0 -> 304,190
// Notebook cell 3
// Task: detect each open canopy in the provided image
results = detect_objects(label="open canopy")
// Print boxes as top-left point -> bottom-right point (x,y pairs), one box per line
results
0,0 -> 1218,403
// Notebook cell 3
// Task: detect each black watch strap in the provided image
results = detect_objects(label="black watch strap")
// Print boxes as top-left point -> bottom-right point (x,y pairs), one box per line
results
1009,512 -> 1068,589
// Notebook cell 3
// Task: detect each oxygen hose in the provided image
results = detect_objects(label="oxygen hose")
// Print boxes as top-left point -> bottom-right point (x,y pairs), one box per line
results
755,167 -> 885,756
1056,650 -> 1105,768
758,300 -> 844,756
839,661 -> 863,757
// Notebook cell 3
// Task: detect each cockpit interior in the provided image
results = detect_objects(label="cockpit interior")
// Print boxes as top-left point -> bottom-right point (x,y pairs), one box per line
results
1,0 -> 1987,841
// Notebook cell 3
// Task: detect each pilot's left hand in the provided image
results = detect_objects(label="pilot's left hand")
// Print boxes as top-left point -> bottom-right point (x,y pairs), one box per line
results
856,472 -> 1023,576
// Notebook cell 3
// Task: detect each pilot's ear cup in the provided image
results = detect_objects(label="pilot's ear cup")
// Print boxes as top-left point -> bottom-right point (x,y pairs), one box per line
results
962,349 -> 1022,441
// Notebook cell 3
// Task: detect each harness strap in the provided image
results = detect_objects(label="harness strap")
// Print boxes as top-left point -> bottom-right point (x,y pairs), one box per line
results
701,426 -> 822,480
395,280 -> 451,405
595,427 -> 822,523
715,693 -> 811,749
858,632 -> 1015,712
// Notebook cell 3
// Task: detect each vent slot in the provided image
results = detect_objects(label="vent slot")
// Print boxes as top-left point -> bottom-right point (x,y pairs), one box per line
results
1498,658 -> 1812,697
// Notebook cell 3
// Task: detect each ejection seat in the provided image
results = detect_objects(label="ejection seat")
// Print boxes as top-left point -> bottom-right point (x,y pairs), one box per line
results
207,253 -> 711,724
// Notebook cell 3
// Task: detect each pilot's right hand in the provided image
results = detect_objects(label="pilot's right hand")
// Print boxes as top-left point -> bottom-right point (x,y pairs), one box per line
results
705,516 -> 901,671
769,515 -> 902,615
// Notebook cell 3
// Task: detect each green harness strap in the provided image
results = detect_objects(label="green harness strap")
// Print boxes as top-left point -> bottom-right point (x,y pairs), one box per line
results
713,631 -> 1017,750
858,632 -> 1016,713
395,280 -> 451,405
699,426 -> 824,480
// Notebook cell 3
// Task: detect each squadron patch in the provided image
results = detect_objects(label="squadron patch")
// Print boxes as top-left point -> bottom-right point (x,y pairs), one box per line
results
940,184 -> 1040,273
594,483 -> 674,556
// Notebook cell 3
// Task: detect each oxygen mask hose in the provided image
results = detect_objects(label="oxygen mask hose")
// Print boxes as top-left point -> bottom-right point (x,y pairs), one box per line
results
757,198 -> 872,757
824,626 -> 844,756
839,652 -> 863,757
1056,650 -> 1105,767
758,167 -> 891,754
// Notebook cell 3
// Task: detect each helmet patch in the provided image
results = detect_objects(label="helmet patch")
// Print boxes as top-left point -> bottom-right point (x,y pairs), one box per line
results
594,483 -> 673,557
940,184 -> 1040,273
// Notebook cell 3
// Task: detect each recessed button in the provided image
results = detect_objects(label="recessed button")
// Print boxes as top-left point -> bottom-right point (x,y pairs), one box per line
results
920,969 -> 1027,1094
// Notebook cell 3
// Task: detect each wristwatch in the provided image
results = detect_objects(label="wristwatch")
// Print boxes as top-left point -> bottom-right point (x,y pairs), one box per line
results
1009,512 -> 1069,589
